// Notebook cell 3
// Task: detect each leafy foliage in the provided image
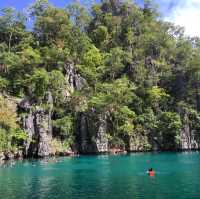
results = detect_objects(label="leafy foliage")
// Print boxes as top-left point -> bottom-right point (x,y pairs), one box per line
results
53,116 -> 74,146
0,96 -> 27,151
1,0 -> 200,152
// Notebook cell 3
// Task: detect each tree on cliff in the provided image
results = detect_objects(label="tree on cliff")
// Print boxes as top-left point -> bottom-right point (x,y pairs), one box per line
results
1,0 -> 200,154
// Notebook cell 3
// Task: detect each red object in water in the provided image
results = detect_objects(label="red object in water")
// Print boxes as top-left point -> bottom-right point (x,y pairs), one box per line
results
148,171 -> 155,177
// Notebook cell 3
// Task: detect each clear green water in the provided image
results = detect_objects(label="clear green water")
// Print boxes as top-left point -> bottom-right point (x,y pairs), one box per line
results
0,152 -> 200,199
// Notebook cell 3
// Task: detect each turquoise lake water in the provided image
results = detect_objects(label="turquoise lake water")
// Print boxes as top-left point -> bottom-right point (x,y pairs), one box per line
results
0,152 -> 200,199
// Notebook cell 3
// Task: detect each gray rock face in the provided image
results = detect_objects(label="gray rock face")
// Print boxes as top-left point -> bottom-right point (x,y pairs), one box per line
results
128,133 -> 151,152
180,130 -> 200,150
36,92 -> 53,157
96,115 -> 108,152
19,93 -> 53,158
180,115 -> 200,150
22,111 -> 36,156
77,113 -> 108,154
64,61 -> 87,91
177,109 -> 200,150
35,108 -> 53,157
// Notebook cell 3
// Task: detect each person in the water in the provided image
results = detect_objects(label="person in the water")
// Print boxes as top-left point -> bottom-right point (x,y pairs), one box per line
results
147,168 -> 155,176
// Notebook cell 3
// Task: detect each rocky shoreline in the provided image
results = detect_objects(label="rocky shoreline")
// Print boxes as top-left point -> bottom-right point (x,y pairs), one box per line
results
1,148 -> 200,163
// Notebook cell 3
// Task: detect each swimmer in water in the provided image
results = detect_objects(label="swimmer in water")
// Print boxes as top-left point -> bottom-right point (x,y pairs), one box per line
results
147,168 -> 155,176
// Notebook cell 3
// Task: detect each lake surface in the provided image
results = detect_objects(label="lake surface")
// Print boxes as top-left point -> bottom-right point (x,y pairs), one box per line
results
0,152 -> 200,199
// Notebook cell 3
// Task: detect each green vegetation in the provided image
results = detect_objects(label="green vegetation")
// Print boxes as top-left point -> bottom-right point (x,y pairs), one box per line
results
0,96 -> 27,151
1,0 -> 200,153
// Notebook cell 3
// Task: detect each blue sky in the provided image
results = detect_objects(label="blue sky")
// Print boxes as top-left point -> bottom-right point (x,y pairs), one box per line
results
154,0 -> 200,37
0,0 -> 199,37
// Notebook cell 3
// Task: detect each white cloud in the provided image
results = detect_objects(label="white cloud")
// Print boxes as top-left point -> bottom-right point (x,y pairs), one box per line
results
164,0 -> 200,37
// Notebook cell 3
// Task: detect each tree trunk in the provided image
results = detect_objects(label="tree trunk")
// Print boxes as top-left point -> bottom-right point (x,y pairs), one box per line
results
8,31 -> 13,53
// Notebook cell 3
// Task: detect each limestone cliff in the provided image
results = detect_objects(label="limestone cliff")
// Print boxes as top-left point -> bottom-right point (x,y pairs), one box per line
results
180,114 -> 200,150
76,113 -> 108,154
19,92 -> 53,158
64,61 -> 87,92
3,61 -> 200,161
